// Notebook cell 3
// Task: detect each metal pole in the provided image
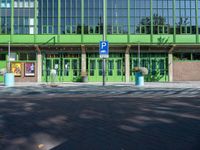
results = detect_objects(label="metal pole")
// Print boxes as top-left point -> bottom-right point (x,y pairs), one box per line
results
138,42 -> 140,68
8,41 -> 11,73
102,0 -> 106,86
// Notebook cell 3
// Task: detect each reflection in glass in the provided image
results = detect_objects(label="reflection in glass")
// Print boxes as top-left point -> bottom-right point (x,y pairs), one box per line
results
108,60 -> 114,76
90,60 -> 96,76
64,59 -> 70,76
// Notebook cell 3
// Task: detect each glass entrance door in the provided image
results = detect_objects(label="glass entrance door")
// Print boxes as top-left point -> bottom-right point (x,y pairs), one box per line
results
45,58 -> 61,82
62,58 -> 80,82
88,58 -> 124,82
130,53 -> 168,82
42,54 -> 81,82
107,58 -> 124,82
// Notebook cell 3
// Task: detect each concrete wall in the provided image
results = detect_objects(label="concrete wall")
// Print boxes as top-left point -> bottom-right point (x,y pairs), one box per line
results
173,62 -> 200,81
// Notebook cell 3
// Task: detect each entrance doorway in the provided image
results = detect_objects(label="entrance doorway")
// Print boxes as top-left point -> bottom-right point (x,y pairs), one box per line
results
42,53 -> 81,82
130,53 -> 168,82
88,54 -> 125,82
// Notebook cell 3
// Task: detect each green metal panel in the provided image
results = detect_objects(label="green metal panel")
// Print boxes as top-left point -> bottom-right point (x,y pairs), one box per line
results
152,35 -> 174,44
12,35 -> 35,43
0,35 -> 11,43
107,35 -> 128,44
59,35 -> 82,44
35,35 -> 58,44
0,34 -> 200,45
198,36 -> 200,43
176,35 -> 197,43
83,35 -> 102,43
130,35 -> 151,43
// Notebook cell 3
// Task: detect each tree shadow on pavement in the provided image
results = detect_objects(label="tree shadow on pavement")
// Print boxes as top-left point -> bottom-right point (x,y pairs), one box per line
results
0,95 -> 200,150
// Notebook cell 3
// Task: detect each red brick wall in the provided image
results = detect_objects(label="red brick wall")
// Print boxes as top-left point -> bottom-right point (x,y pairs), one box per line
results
173,62 -> 200,81
13,62 -> 38,82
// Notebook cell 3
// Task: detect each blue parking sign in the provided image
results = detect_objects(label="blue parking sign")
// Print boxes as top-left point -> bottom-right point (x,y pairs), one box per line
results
99,41 -> 109,58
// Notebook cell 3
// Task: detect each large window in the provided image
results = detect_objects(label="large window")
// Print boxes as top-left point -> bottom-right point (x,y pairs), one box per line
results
0,0 -> 11,34
14,0 -> 35,34
84,0 -> 103,34
107,0 -> 128,34
38,0 -> 58,34
175,0 -> 196,34
130,0 -> 151,34
61,0 -> 81,34
152,0 -> 174,34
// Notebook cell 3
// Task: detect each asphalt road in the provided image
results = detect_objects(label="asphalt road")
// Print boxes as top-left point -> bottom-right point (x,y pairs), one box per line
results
0,85 -> 200,150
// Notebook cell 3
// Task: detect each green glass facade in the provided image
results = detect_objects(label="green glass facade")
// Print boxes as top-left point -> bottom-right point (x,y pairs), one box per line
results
0,0 -> 199,37
0,0 -> 200,83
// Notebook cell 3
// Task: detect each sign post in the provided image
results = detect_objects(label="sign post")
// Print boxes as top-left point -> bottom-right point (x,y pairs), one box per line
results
100,0 -> 108,86
99,41 -> 109,86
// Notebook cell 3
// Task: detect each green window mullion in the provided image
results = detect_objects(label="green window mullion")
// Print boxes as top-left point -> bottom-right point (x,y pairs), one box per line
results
47,0 -> 48,33
93,0 -> 95,34
34,0 -> 37,35
52,0 -> 54,34
70,0 -> 72,33
0,0 -> 2,34
58,0 -> 60,34
127,0 -> 130,37
11,0 -> 14,34
76,0 -> 78,34
81,0 -> 83,36
195,0 -> 198,39
173,0 -> 176,40
150,0 -> 153,37
64,0 -> 66,34
40,0 -> 42,34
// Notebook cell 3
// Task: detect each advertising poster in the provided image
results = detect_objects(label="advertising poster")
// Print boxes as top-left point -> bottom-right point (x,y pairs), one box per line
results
11,62 -> 22,76
25,62 -> 35,76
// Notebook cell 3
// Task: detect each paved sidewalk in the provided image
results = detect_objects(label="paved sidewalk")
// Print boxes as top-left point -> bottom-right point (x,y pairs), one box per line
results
1,81 -> 200,89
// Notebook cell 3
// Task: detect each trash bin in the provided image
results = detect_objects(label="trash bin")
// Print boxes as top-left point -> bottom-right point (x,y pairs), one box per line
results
4,73 -> 14,87
135,72 -> 144,86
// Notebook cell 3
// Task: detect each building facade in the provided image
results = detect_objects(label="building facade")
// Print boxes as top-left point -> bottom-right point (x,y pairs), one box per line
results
0,0 -> 200,83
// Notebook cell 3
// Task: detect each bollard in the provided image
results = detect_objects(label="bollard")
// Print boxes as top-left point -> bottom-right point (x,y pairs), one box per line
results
4,73 -> 15,87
